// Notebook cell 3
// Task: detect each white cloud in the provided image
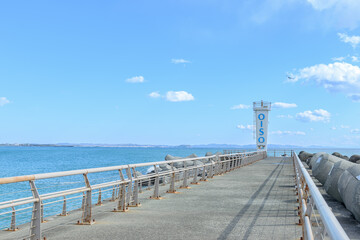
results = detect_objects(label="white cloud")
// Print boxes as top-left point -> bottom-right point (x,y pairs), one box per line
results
296,109 -> 331,122
338,33 -> 360,48
332,56 -> 346,61
0,97 -> 10,106
307,0 -> 339,10
351,128 -> 360,134
272,102 -> 297,108
291,62 -> 360,98
126,76 -> 144,83
231,104 -> 250,110
270,130 -> 306,136
331,56 -> 359,62
149,92 -> 161,98
331,125 -> 350,130
351,56 -> 359,62
237,124 -> 255,130
277,114 -> 293,119
251,1 -> 360,29
166,91 -> 194,102
171,59 -> 191,64
306,1 -> 360,29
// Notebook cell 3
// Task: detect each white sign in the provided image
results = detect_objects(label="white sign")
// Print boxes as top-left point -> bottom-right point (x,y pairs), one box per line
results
255,111 -> 269,150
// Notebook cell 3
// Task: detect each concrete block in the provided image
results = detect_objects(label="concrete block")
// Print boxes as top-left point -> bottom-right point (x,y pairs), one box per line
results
338,165 -> 360,222
324,160 -> 355,203
312,154 -> 340,185
308,152 -> 327,169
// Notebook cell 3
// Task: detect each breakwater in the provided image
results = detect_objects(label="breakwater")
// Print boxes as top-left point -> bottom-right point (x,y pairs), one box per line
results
298,151 -> 360,222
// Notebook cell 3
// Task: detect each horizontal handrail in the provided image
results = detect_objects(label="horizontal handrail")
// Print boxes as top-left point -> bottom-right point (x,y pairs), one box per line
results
293,153 -> 349,240
0,151 -> 260,185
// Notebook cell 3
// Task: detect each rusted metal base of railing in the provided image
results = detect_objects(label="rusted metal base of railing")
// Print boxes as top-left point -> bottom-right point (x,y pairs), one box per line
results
128,203 -> 141,207
112,209 -> 128,213
6,228 -> 19,231
149,196 -> 164,200
166,190 -> 180,194
179,186 -> 191,189
77,219 -> 95,225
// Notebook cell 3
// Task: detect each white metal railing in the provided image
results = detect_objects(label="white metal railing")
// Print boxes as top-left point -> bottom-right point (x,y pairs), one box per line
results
267,149 -> 293,157
0,150 -> 266,240
293,153 -> 350,240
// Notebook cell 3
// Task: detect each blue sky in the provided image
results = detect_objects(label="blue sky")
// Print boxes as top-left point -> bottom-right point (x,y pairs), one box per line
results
1,0 -> 360,147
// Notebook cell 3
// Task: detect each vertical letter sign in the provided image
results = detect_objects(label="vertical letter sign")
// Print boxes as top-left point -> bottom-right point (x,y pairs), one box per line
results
256,111 -> 268,150
253,101 -> 271,151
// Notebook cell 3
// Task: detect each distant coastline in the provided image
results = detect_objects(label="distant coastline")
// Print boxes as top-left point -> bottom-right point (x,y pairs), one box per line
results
0,143 -> 346,149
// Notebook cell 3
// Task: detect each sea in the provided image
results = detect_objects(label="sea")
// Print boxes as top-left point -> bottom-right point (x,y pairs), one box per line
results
0,146 -> 359,229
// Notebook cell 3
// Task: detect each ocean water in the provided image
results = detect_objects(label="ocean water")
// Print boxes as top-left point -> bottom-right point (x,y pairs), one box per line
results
0,146 -> 228,178
0,146 -> 359,229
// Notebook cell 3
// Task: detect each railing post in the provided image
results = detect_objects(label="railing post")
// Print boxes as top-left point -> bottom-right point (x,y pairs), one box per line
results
305,196 -> 314,219
151,165 -> 161,199
130,167 -> 140,206
96,189 -> 102,206
167,162 -> 177,193
232,156 -> 236,170
224,157 -> 230,173
180,161 -> 189,189
200,162 -> 207,181
8,206 -> 17,231
29,180 -> 41,240
209,160 -> 214,178
218,158 -> 222,175
114,169 -> 127,212
125,167 -> 133,206
191,164 -> 199,185
60,196 -> 67,216
230,156 -> 233,170
80,174 -> 93,224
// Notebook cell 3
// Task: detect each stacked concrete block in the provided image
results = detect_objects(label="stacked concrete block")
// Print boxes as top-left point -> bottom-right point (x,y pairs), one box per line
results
324,160 -> 355,203
312,154 -> 341,185
338,164 -> 360,222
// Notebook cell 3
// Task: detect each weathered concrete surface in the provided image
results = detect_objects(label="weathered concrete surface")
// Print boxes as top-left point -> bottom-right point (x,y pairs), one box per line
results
1,157 -> 302,240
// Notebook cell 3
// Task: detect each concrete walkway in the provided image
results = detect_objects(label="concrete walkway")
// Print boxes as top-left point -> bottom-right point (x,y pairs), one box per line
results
3,157 -> 302,240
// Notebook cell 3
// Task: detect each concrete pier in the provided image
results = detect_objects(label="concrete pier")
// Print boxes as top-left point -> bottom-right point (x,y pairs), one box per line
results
1,157 -> 302,240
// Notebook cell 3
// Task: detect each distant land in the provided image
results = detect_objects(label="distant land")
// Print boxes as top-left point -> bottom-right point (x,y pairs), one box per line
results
0,143 -> 345,149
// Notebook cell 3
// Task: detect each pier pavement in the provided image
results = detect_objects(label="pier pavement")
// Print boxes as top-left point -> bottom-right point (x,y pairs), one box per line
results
2,157 -> 302,240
